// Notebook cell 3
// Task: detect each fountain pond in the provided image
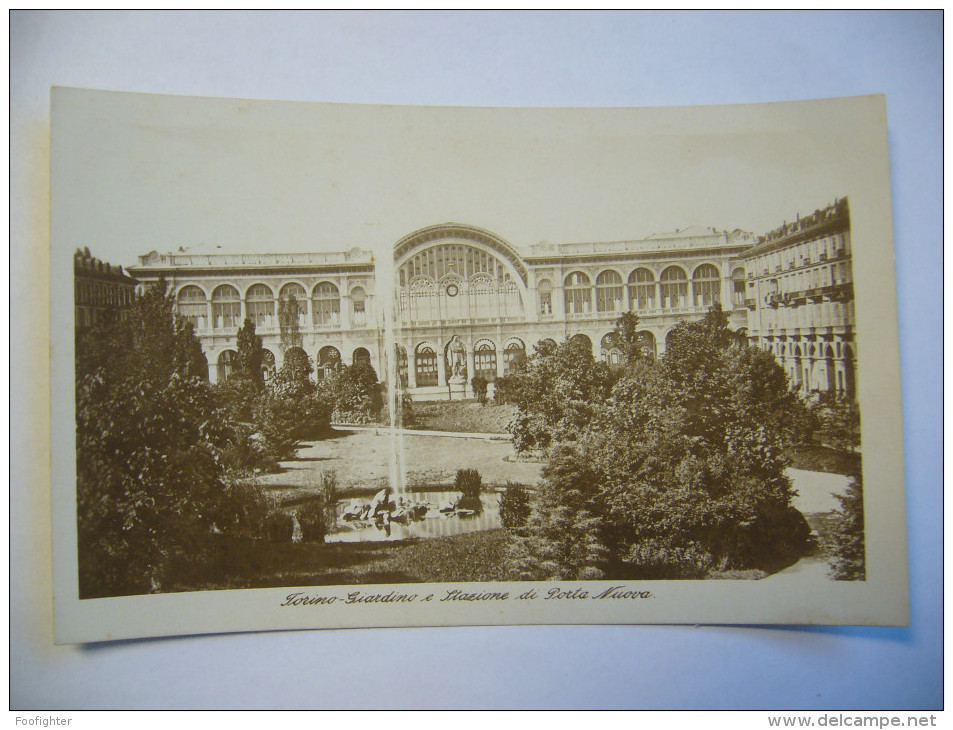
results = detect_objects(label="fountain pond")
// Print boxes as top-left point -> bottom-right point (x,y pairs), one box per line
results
325,488 -> 502,543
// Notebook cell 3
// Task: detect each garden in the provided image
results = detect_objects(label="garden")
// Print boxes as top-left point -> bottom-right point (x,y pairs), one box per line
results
75,285 -> 864,598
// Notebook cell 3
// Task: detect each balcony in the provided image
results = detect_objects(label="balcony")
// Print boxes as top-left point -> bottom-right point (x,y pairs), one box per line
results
780,284 -> 854,305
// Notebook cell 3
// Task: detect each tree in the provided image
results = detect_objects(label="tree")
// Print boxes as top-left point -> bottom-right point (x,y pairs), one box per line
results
215,318 -> 266,425
499,483 -> 532,529
255,351 -> 333,459
822,473 -> 865,580
504,334 -> 618,453
75,281 -> 245,597
514,305 -> 812,579
235,318 -> 264,389
610,311 -> 644,365
322,361 -> 384,424
277,347 -> 314,394
510,443 -> 609,580
813,395 -> 861,454
278,291 -> 303,352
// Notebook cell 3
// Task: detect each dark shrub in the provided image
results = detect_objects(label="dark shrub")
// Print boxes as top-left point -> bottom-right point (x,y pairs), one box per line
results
320,470 -> 338,532
323,361 -> 384,424
296,499 -> 327,543
471,375 -> 488,405
455,468 -> 482,498
209,480 -> 274,539
499,483 -> 531,529
399,392 -> 415,427
455,468 -> 482,511
492,375 -> 509,405
219,426 -> 278,475
265,510 -> 295,542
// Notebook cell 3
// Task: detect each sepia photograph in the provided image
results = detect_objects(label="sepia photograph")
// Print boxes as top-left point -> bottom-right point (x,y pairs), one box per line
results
51,87 -> 907,643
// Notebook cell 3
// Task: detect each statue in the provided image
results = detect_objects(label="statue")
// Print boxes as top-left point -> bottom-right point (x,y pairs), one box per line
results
447,335 -> 467,383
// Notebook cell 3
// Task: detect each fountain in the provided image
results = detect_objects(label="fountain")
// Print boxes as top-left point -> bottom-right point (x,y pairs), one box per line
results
327,487 -> 501,543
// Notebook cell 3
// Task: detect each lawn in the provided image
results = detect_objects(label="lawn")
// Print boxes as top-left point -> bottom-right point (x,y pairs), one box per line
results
256,428 -> 541,495
408,400 -> 517,434
788,443 -> 861,475
172,529 -> 515,592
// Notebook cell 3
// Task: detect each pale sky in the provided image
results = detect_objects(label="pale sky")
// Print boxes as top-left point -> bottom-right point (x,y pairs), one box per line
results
52,88 -> 872,271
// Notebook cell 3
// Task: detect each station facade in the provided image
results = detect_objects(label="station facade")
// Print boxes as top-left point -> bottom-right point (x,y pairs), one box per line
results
127,201 -> 854,401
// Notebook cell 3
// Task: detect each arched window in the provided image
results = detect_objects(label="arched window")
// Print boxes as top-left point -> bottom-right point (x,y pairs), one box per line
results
564,272 -> 592,315
474,339 -> 497,381
692,264 -> 721,307
637,331 -> 657,359
351,287 -> 367,326
211,285 -> 241,330
312,282 -> 340,326
316,346 -> 340,380
660,267 -> 688,309
843,343 -> 856,397
400,242 -> 509,286
353,347 -> 371,366
824,345 -> 836,394
415,343 -> 438,387
596,270 -> 624,313
279,283 -> 308,317
628,268 -> 655,310
176,286 -> 207,330
731,267 -> 746,307
217,350 -> 237,382
503,338 -> 527,374
246,284 -> 275,328
600,333 -> 622,367
262,349 -> 276,380
537,279 -> 553,315
793,345 -> 803,389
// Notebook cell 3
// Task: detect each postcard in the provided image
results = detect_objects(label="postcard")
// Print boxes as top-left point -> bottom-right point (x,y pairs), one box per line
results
51,88 -> 907,643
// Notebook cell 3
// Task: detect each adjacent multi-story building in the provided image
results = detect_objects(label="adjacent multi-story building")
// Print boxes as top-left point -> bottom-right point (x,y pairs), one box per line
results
74,248 -> 139,332
742,197 -> 855,399
126,199 -> 854,400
